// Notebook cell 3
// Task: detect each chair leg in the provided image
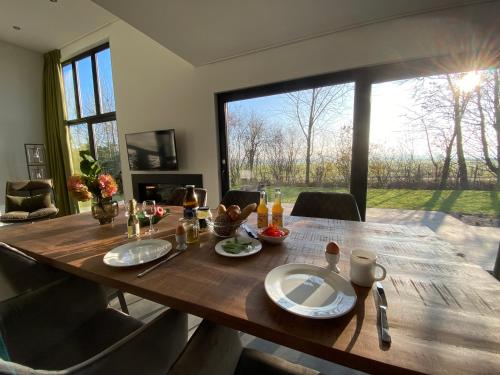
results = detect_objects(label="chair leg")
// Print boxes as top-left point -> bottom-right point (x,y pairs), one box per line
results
116,291 -> 129,314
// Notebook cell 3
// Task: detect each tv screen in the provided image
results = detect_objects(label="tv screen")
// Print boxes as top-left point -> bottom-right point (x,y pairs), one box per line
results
126,130 -> 178,171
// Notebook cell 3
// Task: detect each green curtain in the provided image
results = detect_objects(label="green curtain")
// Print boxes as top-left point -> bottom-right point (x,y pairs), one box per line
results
43,50 -> 75,216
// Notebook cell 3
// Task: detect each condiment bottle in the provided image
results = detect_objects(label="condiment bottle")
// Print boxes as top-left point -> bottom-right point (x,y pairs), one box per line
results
183,185 -> 198,218
127,199 -> 140,239
257,191 -> 268,228
197,206 -> 212,232
181,210 -> 199,244
271,188 -> 283,228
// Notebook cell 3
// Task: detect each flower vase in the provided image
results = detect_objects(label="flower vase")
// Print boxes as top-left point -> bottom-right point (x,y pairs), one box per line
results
91,197 -> 119,225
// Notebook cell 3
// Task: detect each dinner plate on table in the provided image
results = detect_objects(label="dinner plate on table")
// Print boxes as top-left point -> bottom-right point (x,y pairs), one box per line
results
103,239 -> 172,267
215,237 -> 262,258
265,263 -> 357,319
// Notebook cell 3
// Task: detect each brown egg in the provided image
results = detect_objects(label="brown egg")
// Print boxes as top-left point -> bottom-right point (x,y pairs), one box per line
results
326,241 -> 340,254
176,223 -> 186,235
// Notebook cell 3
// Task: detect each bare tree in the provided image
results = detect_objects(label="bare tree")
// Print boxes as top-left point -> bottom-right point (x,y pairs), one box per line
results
471,68 -> 500,186
283,85 -> 352,185
409,74 -> 473,189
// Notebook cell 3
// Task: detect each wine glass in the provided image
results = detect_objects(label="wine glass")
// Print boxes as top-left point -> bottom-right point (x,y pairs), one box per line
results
142,200 -> 157,235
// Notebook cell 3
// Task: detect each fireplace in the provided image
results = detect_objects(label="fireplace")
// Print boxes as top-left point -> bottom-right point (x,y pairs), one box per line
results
131,174 -> 203,203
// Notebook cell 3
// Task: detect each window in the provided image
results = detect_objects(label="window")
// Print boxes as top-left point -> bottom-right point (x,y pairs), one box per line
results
217,54 -> 499,221
62,43 -> 122,209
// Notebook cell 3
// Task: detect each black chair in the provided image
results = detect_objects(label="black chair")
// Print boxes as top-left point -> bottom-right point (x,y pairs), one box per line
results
290,192 -> 361,221
168,320 -> 321,375
164,187 -> 207,207
221,190 -> 260,210
0,244 -> 188,375
1,179 -> 58,222
491,242 -> 500,281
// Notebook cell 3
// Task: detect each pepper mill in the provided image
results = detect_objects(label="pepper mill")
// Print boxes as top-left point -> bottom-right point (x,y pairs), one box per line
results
325,242 -> 340,273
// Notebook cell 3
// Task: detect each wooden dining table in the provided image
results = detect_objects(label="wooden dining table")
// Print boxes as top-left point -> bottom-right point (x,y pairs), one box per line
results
0,206 -> 499,375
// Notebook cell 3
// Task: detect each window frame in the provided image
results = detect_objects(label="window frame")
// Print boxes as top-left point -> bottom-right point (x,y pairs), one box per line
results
62,43 -> 117,161
216,50 -> 500,220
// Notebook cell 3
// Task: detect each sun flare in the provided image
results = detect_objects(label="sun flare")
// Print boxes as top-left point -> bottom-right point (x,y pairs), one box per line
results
458,71 -> 481,92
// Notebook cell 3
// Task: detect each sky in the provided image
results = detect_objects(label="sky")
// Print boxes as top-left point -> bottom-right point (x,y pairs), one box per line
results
227,79 -> 425,156
62,48 -> 115,121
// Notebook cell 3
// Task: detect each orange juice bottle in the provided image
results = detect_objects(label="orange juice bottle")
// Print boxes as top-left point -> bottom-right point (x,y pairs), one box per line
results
257,191 -> 268,228
271,188 -> 283,228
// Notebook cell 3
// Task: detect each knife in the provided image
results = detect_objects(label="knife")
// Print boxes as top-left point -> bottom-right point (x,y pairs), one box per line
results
242,224 -> 258,239
137,250 -> 183,278
376,281 -> 392,344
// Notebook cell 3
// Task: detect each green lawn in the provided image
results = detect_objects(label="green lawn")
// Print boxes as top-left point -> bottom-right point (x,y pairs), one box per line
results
261,186 -> 500,217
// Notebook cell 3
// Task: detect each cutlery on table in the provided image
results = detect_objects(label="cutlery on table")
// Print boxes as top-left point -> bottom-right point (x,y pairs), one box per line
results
137,250 -> 183,278
242,224 -> 258,239
376,281 -> 391,344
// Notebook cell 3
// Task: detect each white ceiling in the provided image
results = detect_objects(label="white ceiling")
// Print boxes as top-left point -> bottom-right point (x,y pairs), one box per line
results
0,0 -> 117,53
92,0 -> 493,66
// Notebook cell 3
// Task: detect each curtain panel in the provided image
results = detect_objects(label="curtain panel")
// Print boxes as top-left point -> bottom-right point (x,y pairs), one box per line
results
43,50 -> 75,216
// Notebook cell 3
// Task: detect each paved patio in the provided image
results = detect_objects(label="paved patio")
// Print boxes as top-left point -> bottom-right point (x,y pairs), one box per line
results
366,208 -> 499,269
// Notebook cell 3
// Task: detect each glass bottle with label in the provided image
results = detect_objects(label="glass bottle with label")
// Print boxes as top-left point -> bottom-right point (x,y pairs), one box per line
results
183,185 -> 198,218
271,188 -> 283,228
127,199 -> 140,238
257,191 -> 268,228
181,210 -> 199,244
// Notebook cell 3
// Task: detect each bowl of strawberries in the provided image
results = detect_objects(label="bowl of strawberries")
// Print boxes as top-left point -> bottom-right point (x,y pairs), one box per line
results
137,206 -> 169,227
258,225 -> 290,245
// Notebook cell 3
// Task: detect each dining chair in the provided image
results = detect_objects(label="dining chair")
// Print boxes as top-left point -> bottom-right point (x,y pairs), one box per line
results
1,179 -> 58,222
221,190 -> 260,210
0,242 -> 69,303
165,187 -> 207,207
492,242 -> 500,281
168,320 -> 321,375
290,192 -> 361,222
0,272 -> 188,375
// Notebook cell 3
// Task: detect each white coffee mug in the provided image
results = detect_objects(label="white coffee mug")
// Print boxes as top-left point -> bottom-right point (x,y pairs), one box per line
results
350,249 -> 387,287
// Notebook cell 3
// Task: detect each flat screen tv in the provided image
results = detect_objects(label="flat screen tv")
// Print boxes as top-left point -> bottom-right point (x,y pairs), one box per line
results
126,129 -> 178,171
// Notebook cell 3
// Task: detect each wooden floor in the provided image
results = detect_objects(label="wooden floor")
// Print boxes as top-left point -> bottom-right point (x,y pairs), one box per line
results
109,293 -> 364,375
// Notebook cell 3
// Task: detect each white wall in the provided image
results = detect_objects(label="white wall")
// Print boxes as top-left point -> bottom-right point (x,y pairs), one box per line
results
0,40 -> 44,211
61,2 -> 500,208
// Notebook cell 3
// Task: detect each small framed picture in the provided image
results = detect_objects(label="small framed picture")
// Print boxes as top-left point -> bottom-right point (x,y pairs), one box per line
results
25,144 -> 46,165
28,165 -> 48,180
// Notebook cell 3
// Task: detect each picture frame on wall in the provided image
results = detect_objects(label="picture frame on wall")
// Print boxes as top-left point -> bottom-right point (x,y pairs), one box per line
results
28,165 -> 48,180
25,144 -> 46,165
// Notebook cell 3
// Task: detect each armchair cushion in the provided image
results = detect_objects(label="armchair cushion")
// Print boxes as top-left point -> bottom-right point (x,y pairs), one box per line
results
28,206 -> 58,220
6,193 -> 51,213
0,211 -> 29,221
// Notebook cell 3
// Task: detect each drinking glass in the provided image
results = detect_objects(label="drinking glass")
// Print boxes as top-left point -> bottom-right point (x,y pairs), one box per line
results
142,200 -> 157,235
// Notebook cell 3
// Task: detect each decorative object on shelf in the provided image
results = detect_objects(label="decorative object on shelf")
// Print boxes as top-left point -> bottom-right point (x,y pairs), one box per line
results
25,144 -> 48,180
67,150 -> 119,224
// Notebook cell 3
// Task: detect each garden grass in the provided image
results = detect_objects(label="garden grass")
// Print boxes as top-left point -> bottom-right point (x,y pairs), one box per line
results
261,186 -> 500,217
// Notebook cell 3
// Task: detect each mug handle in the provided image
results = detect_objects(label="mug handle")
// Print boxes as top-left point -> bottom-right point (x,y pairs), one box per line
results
374,263 -> 387,281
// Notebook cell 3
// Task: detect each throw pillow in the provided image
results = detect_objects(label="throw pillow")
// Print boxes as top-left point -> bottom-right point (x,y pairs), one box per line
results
5,193 -> 51,213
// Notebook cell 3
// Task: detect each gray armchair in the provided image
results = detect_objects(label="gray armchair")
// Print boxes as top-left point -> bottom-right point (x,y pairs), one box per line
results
1,180 -> 58,222
168,320 -> 321,375
0,244 -> 188,375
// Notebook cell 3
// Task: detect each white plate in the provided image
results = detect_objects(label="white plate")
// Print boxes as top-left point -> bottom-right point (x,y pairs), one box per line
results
215,236 -> 262,258
103,239 -> 172,267
265,263 -> 357,319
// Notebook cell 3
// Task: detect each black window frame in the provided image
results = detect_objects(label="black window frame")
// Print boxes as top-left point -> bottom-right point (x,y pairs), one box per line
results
62,43 -> 117,161
216,50 -> 500,220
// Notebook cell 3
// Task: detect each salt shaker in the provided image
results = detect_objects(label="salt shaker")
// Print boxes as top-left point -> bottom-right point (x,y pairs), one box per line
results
175,221 -> 188,250
325,242 -> 340,273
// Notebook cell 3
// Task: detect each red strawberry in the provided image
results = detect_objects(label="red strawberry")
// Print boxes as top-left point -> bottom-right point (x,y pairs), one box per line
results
155,206 -> 165,217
